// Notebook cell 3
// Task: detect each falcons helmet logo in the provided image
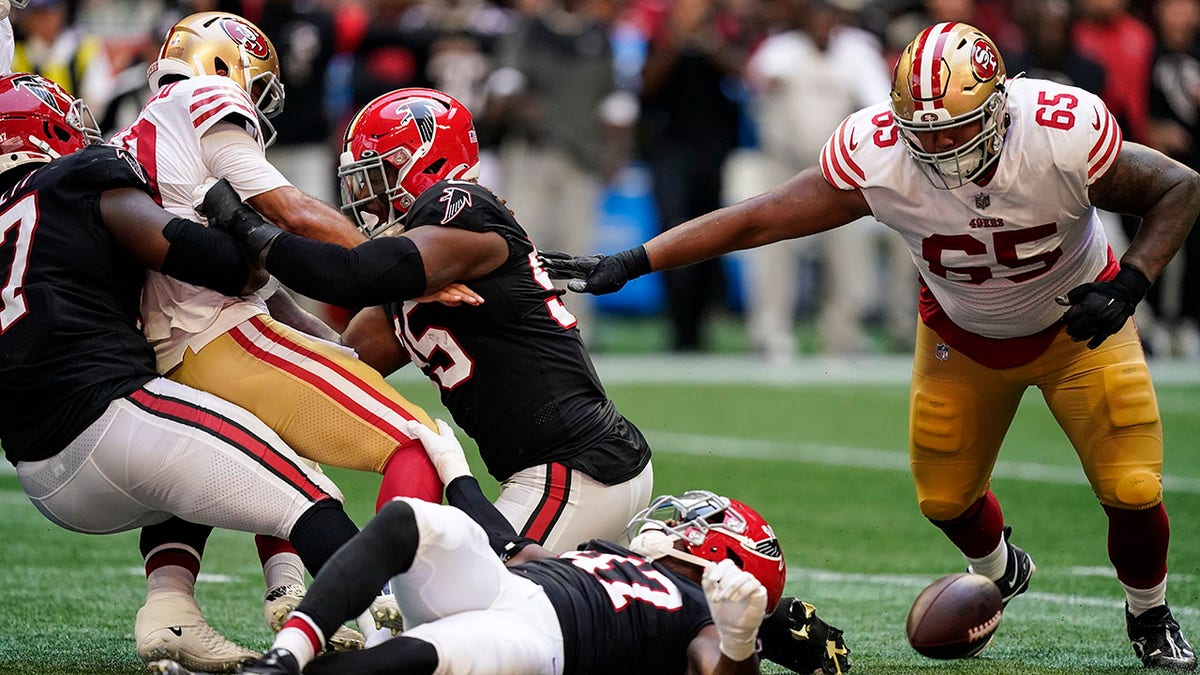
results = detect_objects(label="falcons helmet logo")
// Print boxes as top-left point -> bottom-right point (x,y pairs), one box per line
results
9,74 -> 64,113
439,186 -> 472,224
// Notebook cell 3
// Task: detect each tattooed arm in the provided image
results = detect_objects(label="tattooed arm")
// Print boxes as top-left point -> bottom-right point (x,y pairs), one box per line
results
1089,141 -> 1200,281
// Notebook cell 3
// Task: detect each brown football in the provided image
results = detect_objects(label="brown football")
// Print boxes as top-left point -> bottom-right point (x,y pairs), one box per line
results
906,573 -> 1004,659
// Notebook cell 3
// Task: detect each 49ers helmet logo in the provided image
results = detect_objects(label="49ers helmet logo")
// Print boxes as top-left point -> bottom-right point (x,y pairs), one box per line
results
221,18 -> 271,60
971,38 -> 998,81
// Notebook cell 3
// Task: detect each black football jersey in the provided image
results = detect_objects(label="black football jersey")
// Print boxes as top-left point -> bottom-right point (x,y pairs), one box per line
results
510,540 -> 713,675
385,180 -> 650,483
0,145 -> 159,464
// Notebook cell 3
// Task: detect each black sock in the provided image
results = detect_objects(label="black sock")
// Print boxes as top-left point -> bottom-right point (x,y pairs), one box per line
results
296,500 -> 421,638
305,635 -> 437,675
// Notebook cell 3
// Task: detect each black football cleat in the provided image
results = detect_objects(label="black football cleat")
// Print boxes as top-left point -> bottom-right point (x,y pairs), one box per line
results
1127,604 -> 1197,671
239,648 -> 301,675
969,526 -> 1035,607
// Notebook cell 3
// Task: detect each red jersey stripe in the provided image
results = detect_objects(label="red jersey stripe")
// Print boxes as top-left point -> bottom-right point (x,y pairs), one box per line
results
233,317 -> 420,440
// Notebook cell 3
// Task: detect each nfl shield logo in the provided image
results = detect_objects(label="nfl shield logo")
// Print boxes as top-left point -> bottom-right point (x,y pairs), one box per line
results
975,193 -> 990,210
935,343 -> 950,361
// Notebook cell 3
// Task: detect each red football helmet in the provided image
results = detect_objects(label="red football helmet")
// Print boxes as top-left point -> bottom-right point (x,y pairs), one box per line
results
338,87 -> 480,238
626,490 -> 787,612
0,73 -> 102,176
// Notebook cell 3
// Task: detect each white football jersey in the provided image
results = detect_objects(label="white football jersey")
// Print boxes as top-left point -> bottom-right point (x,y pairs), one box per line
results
110,75 -> 290,371
0,18 -> 12,75
820,78 -> 1122,339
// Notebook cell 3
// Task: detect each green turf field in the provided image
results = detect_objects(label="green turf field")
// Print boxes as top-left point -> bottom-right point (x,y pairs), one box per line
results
1,355 -> 1197,674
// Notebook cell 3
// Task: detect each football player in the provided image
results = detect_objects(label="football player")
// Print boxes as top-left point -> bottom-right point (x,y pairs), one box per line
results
541,22 -> 1198,671
0,72 -> 359,673
201,88 -> 654,555
108,13 -> 455,670
151,419 -> 849,675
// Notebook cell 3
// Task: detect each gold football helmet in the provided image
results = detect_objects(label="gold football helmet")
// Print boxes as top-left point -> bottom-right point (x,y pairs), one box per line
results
890,22 -> 1009,189
148,12 -> 285,141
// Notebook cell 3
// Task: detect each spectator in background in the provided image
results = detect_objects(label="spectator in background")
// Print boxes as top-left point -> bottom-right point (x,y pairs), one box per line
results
1073,0 -> 1161,353
486,0 -> 636,339
11,0 -> 113,112
1006,0 -> 1105,94
1073,0 -> 1154,144
744,0 -> 912,359
348,0 -> 433,112
1147,0 -> 1200,358
638,0 -> 746,352
259,0 -> 337,204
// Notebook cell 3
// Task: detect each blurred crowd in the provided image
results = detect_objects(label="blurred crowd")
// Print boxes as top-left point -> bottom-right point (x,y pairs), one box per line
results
16,0 -> 1200,359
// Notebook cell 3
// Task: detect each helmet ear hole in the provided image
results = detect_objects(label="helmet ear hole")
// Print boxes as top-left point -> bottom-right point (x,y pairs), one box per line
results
724,547 -> 744,569
212,56 -> 230,77
424,158 -> 446,175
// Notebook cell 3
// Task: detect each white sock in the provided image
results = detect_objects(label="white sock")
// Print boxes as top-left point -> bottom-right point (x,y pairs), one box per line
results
1124,578 -> 1167,617
965,536 -> 1008,581
274,617 -> 321,669
263,552 -> 306,590
146,565 -> 196,601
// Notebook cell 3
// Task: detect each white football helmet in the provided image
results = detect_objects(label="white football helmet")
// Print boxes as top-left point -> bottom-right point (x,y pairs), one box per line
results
890,22 -> 1010,189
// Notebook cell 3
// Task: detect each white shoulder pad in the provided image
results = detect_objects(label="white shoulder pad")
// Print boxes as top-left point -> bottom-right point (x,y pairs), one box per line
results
819,101 -> 909,191
1007,78 -> 1121,186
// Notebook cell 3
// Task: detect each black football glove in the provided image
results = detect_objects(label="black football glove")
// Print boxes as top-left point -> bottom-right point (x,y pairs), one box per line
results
757,597 -> 851,674
538,246 -> 650,295
1056,266 -> 1151,349
198,178 -> 285,261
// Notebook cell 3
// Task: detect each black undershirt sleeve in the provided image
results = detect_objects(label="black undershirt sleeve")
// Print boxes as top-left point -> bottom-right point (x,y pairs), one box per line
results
160,218 -> 253,297
264,232 -> 427,307
445,476 -> 539,561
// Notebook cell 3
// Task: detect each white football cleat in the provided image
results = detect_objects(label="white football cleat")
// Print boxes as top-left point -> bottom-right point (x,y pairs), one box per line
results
135,591 -> 257,673
264,584 -> 365,652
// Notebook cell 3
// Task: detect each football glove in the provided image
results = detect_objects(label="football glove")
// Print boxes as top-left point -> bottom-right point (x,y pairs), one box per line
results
703,559 -> 768,662
1056,266 -> 1151,349
404,419 -> 471,483
758,596 -> 852,674
198,178 -> 285,261
538,246 -> 650,295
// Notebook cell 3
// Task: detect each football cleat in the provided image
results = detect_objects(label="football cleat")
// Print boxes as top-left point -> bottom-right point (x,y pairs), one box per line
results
146,660 -> 193,675
264,584 -> 365,651
1127,604 -> 1197,671
370,592 -> 405,633
969,526 -> 1035,607
135,591 -> 257,673
240,648 -> 301,675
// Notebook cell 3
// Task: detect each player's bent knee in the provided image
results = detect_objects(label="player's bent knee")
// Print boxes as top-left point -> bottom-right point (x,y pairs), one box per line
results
918,498 -> 971,522
1103,363 -> 1160,428
1104,470 -> 1163,509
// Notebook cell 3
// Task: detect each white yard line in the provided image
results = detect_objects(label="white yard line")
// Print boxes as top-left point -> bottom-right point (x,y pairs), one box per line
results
645,430 -> 1200,494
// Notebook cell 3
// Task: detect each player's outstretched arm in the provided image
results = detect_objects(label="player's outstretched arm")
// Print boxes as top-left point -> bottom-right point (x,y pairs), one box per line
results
542,168 -> 871,295
403,420 -> 550,564
342,307 -> 411,376
248,185 -> 367,249
100,187 -> 258,296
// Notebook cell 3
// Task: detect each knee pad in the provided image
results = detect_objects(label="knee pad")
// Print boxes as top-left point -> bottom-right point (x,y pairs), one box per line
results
1107,470 -> 1162,509
919,498 -> 973,523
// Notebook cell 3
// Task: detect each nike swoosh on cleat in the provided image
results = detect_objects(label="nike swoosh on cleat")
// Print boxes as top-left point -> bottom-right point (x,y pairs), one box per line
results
168,626 -> 183,636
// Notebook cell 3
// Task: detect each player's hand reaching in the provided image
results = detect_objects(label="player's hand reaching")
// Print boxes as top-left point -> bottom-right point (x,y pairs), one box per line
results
757,597 -> 852,674
404,419 -> 471,483
1056,266 -> 1151,349
538,246 -> 651,295
197,178 -> 284,260
703,558 -> 767,662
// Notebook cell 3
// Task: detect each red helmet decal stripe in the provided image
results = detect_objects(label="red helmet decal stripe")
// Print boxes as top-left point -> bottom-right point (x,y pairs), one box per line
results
913,22 -> 956,111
